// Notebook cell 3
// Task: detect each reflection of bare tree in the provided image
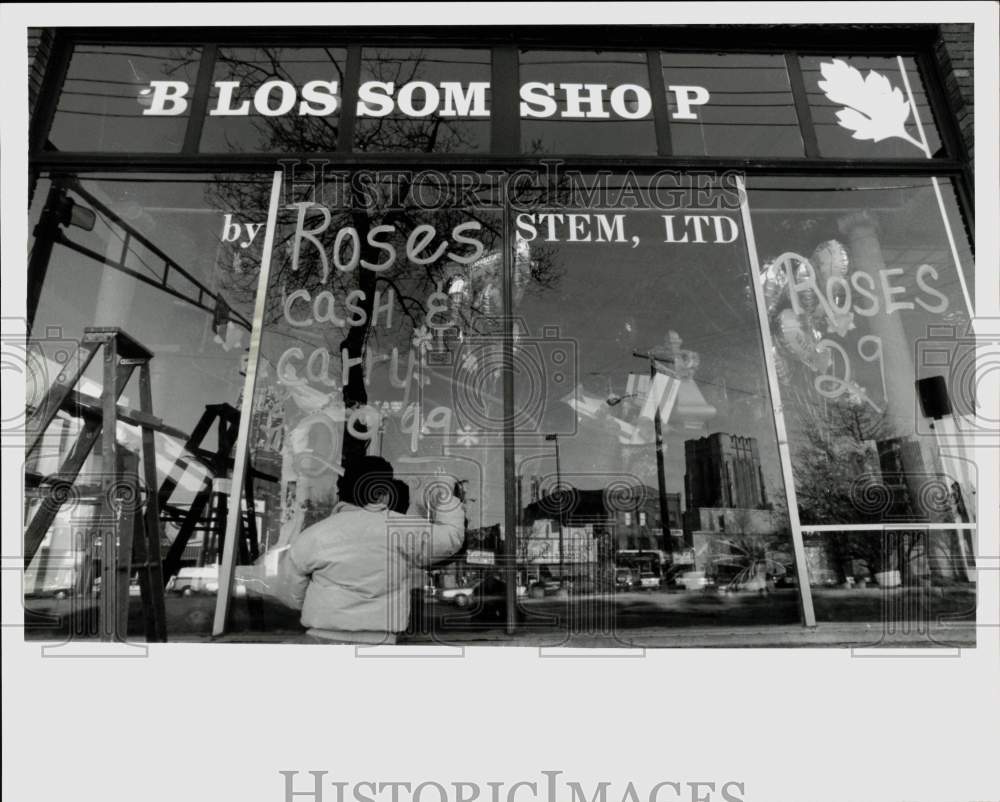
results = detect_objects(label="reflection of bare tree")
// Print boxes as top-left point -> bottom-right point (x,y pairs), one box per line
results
354,49 -> 481,154
216,47 -> 345,152
791,397 -> 889,526
782,392 -> 939,585
203,50 -> 565,461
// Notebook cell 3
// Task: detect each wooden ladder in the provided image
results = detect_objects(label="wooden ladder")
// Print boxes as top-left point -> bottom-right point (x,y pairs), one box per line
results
24,327 -> 167,642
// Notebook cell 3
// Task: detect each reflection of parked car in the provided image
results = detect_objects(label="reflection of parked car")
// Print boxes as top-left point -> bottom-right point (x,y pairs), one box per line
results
615,568 -> 637,591
449,575 -> 511,626
26,584 -> 75,600
638,571 -> 661,590
772,573 -> 797,589
23,563 -> 76,599
167,567 -> 219,596
676,571 -> 715,591
437,582 -> 479,607
663,563 -> 691,587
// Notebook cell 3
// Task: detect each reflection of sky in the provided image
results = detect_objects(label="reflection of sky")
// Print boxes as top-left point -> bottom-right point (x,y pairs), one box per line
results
511,209 -> 785,523
659,52 -> 803,157
30,176 -> 266,453
519,50 -> 657,155
50,46 -> 199,153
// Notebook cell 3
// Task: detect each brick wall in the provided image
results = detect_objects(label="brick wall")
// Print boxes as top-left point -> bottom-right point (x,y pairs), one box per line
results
28,28 -> 54,121
934,23 -> 975,167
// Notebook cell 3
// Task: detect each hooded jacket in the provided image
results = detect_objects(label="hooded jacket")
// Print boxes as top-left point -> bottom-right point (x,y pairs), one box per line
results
281,494 -> 464,636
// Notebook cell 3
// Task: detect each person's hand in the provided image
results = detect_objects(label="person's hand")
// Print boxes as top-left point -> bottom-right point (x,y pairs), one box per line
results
424,473 -> 464,518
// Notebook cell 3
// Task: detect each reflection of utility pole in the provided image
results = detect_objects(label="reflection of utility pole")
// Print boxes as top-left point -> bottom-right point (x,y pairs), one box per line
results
634,352 -> 673,568
545,434 -> 564,582
376,414 -> 386,456
27,181 -> 97,336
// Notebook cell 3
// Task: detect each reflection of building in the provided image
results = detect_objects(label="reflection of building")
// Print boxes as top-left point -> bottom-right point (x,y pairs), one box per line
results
522,485 -> 683,554
684,433 -> 768,511
684,433 -> 776,571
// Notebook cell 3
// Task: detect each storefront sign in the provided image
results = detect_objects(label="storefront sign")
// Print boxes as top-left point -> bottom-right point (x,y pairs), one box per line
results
140,79 -> 711,120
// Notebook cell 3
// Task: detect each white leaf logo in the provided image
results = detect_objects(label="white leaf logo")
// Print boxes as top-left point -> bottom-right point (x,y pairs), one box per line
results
818,59 -> 928,155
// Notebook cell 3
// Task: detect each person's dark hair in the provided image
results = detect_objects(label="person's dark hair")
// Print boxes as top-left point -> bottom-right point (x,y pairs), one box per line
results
337,456 -> 394,507
389,479 -> 410,514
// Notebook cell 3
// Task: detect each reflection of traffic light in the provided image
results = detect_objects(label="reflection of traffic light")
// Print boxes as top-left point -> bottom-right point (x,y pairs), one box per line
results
51,191 -> 97,231
28,184 -> 97,333
212,295 -> 230,336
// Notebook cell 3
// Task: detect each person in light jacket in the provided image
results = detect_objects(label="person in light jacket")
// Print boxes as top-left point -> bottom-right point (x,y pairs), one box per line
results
281,456 -> 465,644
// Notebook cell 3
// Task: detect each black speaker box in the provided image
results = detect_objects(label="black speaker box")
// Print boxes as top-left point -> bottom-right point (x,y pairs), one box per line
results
916,375 -> 952,419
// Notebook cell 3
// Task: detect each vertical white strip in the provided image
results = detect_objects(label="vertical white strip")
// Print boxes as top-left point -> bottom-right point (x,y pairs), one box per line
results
928,177 -> 975,318
899,54 -> 978,549
736,176 -> 816,627
212,171 -> 283,637
896,55 -> 932,157
898,55 -> 975,318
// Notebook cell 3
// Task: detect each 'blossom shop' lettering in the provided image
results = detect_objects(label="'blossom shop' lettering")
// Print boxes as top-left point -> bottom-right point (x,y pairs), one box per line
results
140,80 -> 710,120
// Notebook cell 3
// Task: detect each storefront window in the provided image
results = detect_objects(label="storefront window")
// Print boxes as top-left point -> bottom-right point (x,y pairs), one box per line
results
800,55 -> 944,159
660,52 -> 804,157
200,47 -> 348,153
49,45 -> 201,152
519,50 -> 657,155
25,32 -> 978,644
746,176 -> 975,531
803,528 -> 975,640
25,173 -> 270,635
508,174 -> 799,639
354,48 -> 492,153
225,173 -> 507,635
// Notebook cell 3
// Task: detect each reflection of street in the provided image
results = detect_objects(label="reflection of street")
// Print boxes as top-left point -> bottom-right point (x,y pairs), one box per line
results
23,585 -> 975,646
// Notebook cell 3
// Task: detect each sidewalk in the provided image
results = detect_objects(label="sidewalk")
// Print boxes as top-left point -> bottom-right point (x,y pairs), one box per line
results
201,621 -> 976,649
23,586 -> 977,648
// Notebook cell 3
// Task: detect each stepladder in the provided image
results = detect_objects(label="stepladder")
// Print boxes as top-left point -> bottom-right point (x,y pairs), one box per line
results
24,327 -> 167,642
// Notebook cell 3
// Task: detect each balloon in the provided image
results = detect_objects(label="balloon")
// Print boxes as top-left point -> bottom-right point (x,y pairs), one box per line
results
762,259 -> 789,317
811,239 -> 849,282
773,348 -> 790,383
778,309 -> 811,360
794,262 -> 819,313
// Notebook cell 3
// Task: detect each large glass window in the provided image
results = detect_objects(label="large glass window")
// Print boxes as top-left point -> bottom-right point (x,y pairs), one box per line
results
200,47 -> 348,153
354,48 -> 492,153
506,174 -> 800,641
226,171 -> 809,643
748,176 -> 975,526
801,55 -> 944,159
49,45 -> 201,152
24,173 -> 271,637
519,50 -> 657,155
660,52 -> 804,157
746,176 -> 976,617
228,172 -> 507,638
